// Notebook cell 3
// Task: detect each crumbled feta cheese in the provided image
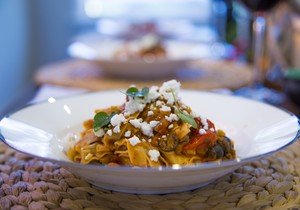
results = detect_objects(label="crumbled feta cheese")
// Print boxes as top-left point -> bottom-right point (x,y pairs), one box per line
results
160,105 -> 171,112
162,135 -> 166,139
113,124 -> 121,133
148,149 -> 160,162
201,117 -> 209,130
110,114 -> 126,126
107,129 -> 112,136
129,118 -> 142,128
165,114 -> 179,122
129,119 -> 158,137
168,124 -> 174,129
147,111 -> 154,116
140,122 -> 153,137
94,128 -> 105,137
147,86 -> 160,102
159,80 -> 181,105
156,100 -> 163,107
124,98 -> 146,115
129,135 -> 141,146
161,79 -> 180,92
199,128 -> 206,135
149,120 -> 160,127
210,128 -> 215,132
124,130 -> 131,137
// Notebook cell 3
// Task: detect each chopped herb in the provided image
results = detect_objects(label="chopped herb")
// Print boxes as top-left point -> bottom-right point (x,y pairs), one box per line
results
177,110 -> 197,128
126,87 -> 139,97
141,87 -> 149,98
171,89 -> 197,128
93,111 -> 116,132
125,86 -> 149,98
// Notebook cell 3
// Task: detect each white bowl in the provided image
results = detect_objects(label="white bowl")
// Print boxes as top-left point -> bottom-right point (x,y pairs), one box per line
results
1,90 -> 299,194
67,38 -> 217,79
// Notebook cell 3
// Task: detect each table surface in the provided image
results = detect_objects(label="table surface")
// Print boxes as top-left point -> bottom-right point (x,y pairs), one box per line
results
34,59 -> 254,91
33,58 -> 300,116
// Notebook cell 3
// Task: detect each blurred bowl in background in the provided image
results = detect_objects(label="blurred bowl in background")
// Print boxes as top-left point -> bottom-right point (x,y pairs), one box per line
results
284,69 -> 300,106
67,34 -> 232,80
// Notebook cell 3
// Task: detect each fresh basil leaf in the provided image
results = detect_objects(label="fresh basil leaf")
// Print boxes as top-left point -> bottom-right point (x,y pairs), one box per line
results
125,86 -> 149,98
170,89 -> 178,106
93,112 -> 115,132
171,88 -> 197,128
126,87 -> 139,97
177,110 -> 197,128
141,87 -> 149,98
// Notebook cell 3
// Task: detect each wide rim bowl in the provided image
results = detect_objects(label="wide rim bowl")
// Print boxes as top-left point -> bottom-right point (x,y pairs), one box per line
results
1,90 -> 299,194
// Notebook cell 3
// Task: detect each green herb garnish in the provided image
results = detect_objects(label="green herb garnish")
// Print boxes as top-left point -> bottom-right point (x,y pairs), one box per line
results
171,89 -> 197,128
126,87 -> 139,97
141,87 -> 149,97
93,111 -> 116,132
125,87 -> 149,98
177,110 -> 198,128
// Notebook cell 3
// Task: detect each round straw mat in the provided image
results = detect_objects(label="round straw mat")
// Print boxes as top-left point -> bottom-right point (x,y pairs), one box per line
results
1,139 -> 300,210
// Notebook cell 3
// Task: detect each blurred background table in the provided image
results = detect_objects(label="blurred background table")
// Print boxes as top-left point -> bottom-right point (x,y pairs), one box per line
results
33,58 -> 300,117
34,59 -> 253,90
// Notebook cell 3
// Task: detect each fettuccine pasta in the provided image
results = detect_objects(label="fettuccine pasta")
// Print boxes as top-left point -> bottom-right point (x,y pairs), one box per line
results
68,80 -> 236,167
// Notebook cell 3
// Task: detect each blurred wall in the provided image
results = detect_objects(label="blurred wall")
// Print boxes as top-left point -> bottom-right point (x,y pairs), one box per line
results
0,0 -> 75,117
0,1 -> 32,117
30,0 -> 75,67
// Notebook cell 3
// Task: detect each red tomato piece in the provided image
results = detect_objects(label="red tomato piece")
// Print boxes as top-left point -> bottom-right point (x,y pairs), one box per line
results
183,132 -> 217,151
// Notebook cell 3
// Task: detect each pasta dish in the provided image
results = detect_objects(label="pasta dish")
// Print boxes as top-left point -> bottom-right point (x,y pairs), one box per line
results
68,80 -> 236,167
113,33 -> 166,61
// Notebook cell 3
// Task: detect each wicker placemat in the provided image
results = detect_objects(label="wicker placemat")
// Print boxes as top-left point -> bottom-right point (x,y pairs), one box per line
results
1,139 -> 300,210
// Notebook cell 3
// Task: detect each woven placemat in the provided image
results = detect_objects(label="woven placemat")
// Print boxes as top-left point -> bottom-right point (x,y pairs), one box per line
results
1,139 -> 300,210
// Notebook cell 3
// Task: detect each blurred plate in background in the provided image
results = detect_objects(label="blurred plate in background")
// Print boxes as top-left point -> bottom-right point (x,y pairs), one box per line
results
68,35 -> 232,79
